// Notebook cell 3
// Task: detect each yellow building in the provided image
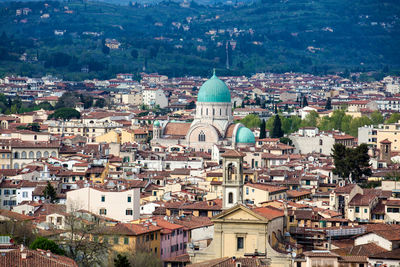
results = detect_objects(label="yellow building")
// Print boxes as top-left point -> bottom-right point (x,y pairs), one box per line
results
96,130 -> 121,144
86,164 -> 108,184
243,183 -> 287,206
96,129 -> 149,144
376,122 -> 400,151
189,205 -> 291,266
97,222 -> 161,257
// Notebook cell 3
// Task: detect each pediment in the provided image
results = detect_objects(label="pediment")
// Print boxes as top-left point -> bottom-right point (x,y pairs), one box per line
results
212,204 -> 267,222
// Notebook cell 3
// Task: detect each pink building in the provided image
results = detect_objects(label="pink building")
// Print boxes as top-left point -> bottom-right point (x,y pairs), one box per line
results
154,217 -> 188,261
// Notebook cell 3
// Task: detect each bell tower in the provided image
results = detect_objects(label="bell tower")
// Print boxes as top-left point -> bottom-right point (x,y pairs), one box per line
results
222,149 -> 244,209
153,120 -> 161,140
380,139 -> 392,164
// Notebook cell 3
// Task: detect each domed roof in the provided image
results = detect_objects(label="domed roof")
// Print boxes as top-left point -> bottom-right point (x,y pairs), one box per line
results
153,120 -> 160,127
197,71 -> 231,103
236,126 -> 255,144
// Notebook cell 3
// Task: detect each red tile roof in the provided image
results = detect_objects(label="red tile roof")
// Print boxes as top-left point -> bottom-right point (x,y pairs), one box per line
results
0,247 -> 78,267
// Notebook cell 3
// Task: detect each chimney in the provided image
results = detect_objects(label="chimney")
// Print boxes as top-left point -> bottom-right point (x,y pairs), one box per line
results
20,245 -> 27,259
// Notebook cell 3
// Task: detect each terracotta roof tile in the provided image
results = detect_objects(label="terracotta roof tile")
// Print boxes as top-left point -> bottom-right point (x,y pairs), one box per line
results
0,247 -> 78,267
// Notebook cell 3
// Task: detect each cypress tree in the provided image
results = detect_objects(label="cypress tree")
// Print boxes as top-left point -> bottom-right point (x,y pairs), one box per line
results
302,96 -> 308,107
259,119 -> 266,139
325,97 -> 332,110
43,181 -> 57,203
271,114 -> 283,138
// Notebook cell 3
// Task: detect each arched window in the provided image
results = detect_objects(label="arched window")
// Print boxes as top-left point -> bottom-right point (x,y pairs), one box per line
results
198,131 -> 206,142
44,151 -> 49,158
227,163 -> 236,180
213,109 -> 215,115
201,108 -> 203,116
21,151 -> 27,159
228,192 -> 233,204
14,163 -> 19,169
29,151 -> 34,159
14,152 -> 19,159
220,109 -> 222,116
51,151 -> 56,157
206,109 -> 208,115
36,151 -> 42,159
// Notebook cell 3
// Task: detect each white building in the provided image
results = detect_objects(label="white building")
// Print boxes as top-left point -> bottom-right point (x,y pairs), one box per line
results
142,88 -> 168,108
289,127 -> 355,155
66,186 -> 140,222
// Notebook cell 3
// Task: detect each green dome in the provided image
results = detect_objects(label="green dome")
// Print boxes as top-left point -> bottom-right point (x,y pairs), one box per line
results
236,126 -> 255,144
197,73 -> 231,103
153,120 -> 160,127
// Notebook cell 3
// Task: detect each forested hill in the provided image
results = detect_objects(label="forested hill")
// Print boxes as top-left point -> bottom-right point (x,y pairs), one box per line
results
0,0 -> 399,80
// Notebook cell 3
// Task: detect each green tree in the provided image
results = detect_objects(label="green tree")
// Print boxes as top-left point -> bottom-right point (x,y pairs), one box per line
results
240,114 -> 261,129
302,96 -> 308,107
80,94 -> 94,109
347,144 -> 372,182
340,114 -> 353,134
349,116 -> 372,137
56,92 -> 80,109
319,116 -> 333,131
49,108 -> 81,120
30,237 -> 64,255
102,44 -> 110,55
332,143 -> 371,182
332,143 -> 351,179
127,242 -> 162,267
43,181 -> 57,203
130,49 -> 138,59
17,123 -> 41,132
386,113 -> 400,124
325,97 -> 332,110
279,137 -> 292,145
281,116 -> 301,134
114,254 -> 130,267
36,101 -> 54,111
370,111 -> 384,125
259,119 -> 266,139
185,101 -> 196,109
271,114 -> 283,138
95,98 -> 106,108
330,110 -> 346,130
301,111 -> 319,127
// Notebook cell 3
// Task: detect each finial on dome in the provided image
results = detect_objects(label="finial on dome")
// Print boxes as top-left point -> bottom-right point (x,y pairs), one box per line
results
212,68 -> 216,77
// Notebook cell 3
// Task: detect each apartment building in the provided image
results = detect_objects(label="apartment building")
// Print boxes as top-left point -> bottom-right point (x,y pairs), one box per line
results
359,121 -> 400,151
66,186 -> 140,222
142,88 -> 168,108
47,120 -> 122,143
289,127 -> 355,155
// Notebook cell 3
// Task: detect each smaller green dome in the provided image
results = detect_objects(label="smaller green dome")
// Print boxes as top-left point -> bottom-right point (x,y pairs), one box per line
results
153,120 -> 160,127
236,126 -> 255,144
197,71 -> 231,103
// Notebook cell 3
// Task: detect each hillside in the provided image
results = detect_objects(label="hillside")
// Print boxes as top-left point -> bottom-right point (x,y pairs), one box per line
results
0,0 -> 399,80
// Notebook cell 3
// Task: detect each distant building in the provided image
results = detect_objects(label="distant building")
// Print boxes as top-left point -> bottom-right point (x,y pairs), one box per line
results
142,88 -> 168,108
105,39 -> 121,50
289,127 -> 355,155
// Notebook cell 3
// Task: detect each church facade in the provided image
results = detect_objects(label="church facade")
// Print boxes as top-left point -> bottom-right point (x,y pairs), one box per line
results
152,72 -> 256,152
